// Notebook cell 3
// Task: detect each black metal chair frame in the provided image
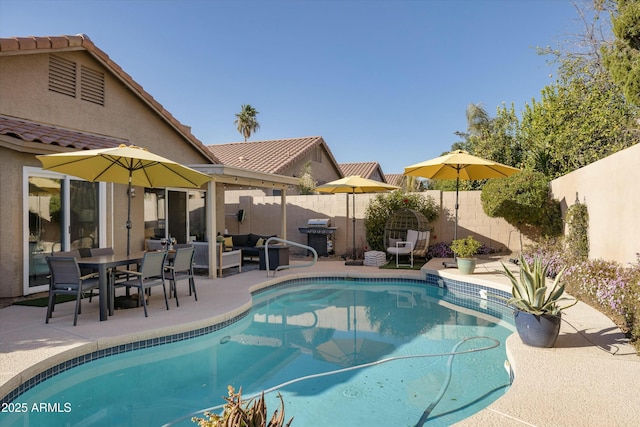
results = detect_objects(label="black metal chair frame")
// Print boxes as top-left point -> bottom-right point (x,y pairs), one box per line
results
45,256 -> 100,326
119,251 -> 169,317
165,246 -> 197,307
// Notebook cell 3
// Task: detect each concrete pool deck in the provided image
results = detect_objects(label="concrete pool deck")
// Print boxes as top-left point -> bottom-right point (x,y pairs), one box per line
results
1,256 -> 639,426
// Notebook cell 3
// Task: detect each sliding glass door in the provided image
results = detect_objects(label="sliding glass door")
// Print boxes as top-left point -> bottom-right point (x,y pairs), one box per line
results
144,188 -> 206,243
24,168 -> 101,294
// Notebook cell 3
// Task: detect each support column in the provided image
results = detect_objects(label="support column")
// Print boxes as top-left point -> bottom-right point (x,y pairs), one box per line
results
280,188 -> 287,240
207,180 -> 217,279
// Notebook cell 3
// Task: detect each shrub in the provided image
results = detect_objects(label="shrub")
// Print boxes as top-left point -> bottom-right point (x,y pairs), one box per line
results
564,200 -> 589,262
481,170 -> 562,239
521,238 -> 566,279
364,191 -> 439,251
426,242 -> 454,259
426,241 -> 496,260
450,236 -> 482,258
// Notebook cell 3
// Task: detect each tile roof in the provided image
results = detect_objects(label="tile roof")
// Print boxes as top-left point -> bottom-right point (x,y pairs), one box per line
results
384,173 -> 405,187
208,136 -> 342,175
339,162 -> 386,181
0,115 -> 128,149
0,34 -> 219,163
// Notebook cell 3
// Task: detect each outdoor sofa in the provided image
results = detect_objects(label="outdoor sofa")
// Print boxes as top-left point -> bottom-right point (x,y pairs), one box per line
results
222,233 -> 277,260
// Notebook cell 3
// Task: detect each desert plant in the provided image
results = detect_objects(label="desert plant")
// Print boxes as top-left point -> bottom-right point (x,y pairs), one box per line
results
192,386 -> 293,427
450,236 -> 482,258
501,255 -> 577,316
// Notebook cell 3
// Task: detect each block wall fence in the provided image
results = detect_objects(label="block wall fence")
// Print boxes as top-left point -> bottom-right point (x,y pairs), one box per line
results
225,143 -> 639,264
224,190 -> 525,258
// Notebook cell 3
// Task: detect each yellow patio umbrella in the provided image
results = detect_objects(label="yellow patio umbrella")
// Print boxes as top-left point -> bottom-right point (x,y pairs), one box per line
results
314,176 -> 399,264
404,150 -> 519,241
37,144 -> 211,255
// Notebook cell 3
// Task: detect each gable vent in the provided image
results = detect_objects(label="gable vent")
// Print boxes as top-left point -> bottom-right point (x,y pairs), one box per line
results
48,55 -> 76,98
80,65 -> 105,106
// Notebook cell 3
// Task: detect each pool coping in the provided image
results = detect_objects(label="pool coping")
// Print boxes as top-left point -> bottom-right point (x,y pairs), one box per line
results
2,257 -> 639,426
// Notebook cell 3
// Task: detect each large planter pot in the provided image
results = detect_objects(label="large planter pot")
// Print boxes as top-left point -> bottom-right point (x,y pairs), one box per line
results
456,257 -> 476,274
514,310 -> 562,348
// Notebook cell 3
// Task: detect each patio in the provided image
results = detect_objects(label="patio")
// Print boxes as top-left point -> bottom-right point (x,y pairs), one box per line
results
1,256 -> 639,426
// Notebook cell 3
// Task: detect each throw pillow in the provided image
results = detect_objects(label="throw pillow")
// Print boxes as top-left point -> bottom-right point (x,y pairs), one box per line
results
223,236 -> 233,248
256,238 -> 265,247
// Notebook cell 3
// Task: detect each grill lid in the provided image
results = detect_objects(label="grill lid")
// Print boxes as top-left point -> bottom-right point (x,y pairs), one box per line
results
307,218 -> 331,227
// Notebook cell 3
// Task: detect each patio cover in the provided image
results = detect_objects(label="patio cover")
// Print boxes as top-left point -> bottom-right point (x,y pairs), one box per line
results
192,164 -> 299,278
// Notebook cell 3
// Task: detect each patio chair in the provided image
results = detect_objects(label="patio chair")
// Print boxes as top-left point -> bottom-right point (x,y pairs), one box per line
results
386,229 -> 430,268
165,246 -> 197,306
52,249 -> 97,301
118,251 -> 169,317
45,256 -> 100,326
173,243 -> 193,249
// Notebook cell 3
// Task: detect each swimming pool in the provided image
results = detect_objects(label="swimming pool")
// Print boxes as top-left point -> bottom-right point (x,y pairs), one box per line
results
2,277 -> 514,426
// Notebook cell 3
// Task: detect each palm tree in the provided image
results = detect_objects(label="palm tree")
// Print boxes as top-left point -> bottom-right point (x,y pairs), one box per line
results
234,104 -> 260,141
466,103 -> 491,138
297,161 -> 316,195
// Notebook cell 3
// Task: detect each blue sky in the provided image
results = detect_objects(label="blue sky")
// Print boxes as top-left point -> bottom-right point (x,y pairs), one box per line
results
0,0 -> 587,174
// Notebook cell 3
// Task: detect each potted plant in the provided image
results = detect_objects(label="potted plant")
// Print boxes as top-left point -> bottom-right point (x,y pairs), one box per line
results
450,235 -> 482,274
501,255 -> 577,347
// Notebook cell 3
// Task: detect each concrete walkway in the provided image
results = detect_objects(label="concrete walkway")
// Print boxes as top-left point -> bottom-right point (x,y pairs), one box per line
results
1,256 -> 638,426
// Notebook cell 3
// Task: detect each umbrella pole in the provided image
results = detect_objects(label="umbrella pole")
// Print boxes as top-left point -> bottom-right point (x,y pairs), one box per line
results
345,190 -> 363,266
352,190 -> 356,260
443,175 -> 460,269
126,178 -> 132,256
454,175 -> 459,242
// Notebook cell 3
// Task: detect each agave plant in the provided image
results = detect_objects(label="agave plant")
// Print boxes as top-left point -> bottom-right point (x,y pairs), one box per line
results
501,255 -> 577,316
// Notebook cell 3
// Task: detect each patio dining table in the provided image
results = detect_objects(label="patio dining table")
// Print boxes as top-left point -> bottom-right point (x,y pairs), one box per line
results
77,251 -> 146,321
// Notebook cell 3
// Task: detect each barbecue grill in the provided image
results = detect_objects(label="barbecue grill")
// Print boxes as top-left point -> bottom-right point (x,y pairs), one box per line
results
298,218 -> 337,256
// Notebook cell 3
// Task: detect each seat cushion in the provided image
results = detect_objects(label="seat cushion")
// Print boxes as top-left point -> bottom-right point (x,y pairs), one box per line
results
406,229 -> 419,246
387,245 -> 413,255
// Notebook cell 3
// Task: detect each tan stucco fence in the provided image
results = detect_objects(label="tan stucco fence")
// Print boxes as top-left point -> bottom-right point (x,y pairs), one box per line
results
550,143 -> 640,265
225,143 -> 640,263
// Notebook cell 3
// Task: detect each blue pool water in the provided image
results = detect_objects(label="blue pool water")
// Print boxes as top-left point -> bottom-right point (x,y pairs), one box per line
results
2,278 -> 514,427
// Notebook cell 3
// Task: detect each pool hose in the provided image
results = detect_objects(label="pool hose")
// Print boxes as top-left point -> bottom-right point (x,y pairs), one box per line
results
162,336 -> 500,427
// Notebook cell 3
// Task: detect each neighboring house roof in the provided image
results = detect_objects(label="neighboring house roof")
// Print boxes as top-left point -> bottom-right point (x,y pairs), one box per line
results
385,174 -> 405,187
208,136 -> 342,175
0,34 -> 220,163
0,115 -> 129,149
339,162 -> 387,182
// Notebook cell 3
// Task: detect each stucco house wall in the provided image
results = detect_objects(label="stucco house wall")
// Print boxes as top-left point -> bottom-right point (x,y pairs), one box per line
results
0,39 -> 215,298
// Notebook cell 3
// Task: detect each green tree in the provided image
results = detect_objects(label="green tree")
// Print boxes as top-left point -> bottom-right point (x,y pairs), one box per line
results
471,103 -> 524,169
234,104 -> 260,141
520,71 -> 637,178
602,0 -> 640,107
465,103 -> 492,138
524,0 -> 639,178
